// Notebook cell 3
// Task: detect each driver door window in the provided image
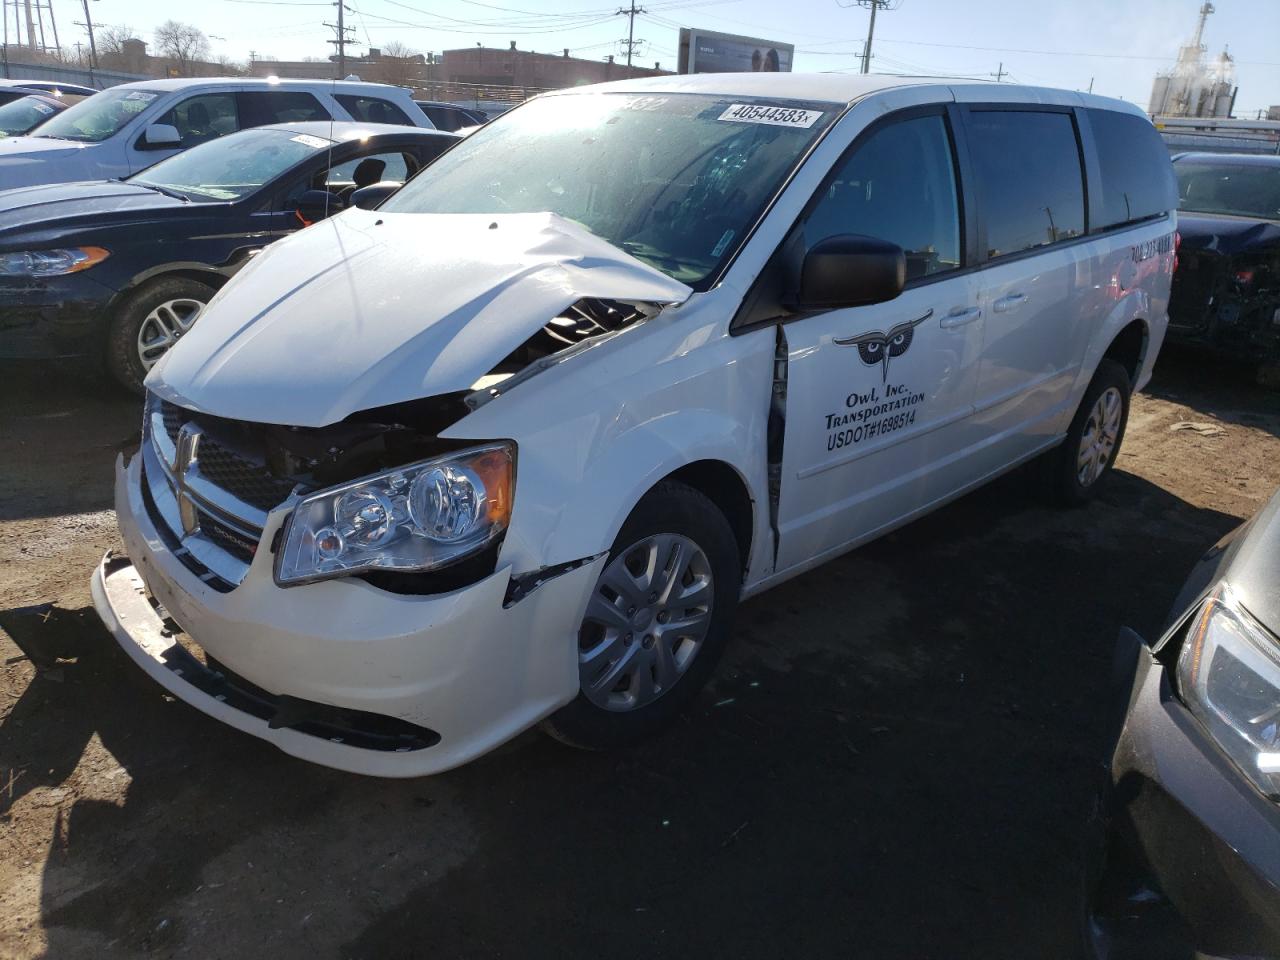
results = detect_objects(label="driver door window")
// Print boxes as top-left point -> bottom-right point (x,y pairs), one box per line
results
804,114 -> 961,281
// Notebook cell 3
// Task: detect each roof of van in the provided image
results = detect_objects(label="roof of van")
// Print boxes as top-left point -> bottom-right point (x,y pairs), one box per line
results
108,77 -> 409,93
559,72 -> 1147,118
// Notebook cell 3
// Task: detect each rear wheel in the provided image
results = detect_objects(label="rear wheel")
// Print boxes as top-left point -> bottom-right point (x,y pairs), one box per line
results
106,276 -> 217,394
542,480 -> 741,750
1047,359 -> 1131,505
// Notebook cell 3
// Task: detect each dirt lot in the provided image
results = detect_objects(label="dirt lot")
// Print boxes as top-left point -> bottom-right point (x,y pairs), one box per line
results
2,349 -> 1278,960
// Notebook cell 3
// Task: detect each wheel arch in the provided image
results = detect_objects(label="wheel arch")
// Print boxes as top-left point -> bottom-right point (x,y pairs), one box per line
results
660,459 -> 754,576
1101,317 -> 1149,388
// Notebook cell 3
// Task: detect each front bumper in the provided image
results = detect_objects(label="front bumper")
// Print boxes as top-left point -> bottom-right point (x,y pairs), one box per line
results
1091,635 -> 1280,957
92,452 -> 605,777
0,273 -> 116,359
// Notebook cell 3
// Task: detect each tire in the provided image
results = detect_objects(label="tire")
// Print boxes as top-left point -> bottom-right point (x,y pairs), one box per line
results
1046,359 -> 1132,505
541,480 -> 742,751
106,277 -> 218,395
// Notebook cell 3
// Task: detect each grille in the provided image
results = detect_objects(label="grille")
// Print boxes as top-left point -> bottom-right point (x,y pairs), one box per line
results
161,402 -> 183,444
197,442 -> 298,512
160,400 -> 297,512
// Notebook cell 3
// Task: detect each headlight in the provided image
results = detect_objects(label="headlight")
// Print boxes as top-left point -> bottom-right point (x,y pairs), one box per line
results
1177,584 -> 1280,800
275,443 -> 514,586
0,246 -> 109,277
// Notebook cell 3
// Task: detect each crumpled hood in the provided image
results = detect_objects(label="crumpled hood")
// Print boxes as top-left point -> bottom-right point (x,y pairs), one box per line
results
149,210 -> 692,427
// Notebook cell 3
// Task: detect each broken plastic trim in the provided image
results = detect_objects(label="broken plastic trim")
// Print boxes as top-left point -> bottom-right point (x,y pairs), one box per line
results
465,298 -> 669,411
504,552 -> 605,608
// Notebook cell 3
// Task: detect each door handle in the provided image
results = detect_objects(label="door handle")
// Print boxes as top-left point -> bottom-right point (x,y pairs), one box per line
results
939,306 -> 982,329
993,293 -> 1028,313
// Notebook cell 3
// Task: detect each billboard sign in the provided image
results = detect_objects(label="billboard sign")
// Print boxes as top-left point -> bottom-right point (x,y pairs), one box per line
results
677,28 -> 794,75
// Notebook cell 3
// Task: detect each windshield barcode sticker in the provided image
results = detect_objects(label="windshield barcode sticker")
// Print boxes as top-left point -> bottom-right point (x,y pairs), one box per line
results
718,104 -> 823,128
291,134 -> 330,149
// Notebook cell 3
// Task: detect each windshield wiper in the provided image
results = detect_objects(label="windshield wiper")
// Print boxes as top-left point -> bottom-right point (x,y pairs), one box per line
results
129,180 -> 191,203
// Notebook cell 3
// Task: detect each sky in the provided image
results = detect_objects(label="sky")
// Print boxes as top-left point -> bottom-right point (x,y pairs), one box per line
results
26,0 -> 1280,116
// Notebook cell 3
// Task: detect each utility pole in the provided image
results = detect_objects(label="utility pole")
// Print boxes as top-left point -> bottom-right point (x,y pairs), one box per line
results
617,0 -> 644,76
855,0 -> 893,75
79,0 -> 97,73
991,61 -> 1005,82
325,1 -> 355,79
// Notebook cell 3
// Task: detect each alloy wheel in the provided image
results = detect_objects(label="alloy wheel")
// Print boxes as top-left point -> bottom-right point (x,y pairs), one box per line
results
1077,386 -> 1123,487
578,533 -> 714,712
136,298 -> 206,370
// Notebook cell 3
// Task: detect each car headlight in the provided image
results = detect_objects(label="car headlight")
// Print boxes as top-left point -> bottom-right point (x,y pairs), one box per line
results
1177,584 -> 1280,800
0,246 -> 109,277
275,443 -> 514,586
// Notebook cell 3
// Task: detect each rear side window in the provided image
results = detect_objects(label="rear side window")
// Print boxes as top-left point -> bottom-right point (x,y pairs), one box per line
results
804,114 -> 961,280
335,95 -> 413,126
967,110 -> 1085,258
241,91 -> 331,125
1088,109 -> 1177,229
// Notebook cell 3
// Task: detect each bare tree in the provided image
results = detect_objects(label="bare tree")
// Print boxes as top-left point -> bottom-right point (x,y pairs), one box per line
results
99,25 -> 140,60
375,41 -> 424,87
154,20 -> 210,77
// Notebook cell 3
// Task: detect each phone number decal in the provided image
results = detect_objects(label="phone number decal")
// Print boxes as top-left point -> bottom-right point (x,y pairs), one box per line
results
718,104 -> 824,128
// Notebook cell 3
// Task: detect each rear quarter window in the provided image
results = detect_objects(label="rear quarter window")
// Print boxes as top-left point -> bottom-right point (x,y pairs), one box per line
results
1088,109 -> 1178,230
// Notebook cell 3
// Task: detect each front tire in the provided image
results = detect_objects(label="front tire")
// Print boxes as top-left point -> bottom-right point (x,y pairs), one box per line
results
106,277 -> 217,394
1048,359 -> 1132,505
542,480 -> 741,750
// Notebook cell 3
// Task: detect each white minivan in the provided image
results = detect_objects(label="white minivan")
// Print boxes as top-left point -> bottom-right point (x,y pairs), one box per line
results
92,74 -> 1177,776
0,77 -> 431,189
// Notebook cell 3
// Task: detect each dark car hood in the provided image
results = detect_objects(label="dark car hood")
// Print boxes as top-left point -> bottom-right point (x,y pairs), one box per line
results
1177,213 -> 1280,257
1225,489 -> 1280,634
0,179 -> 191,240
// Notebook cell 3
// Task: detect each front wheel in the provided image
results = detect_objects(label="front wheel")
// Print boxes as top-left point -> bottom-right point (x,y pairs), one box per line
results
1047,359 -> 1132,505
105,276 -> 217,394
541,480 -> 741,750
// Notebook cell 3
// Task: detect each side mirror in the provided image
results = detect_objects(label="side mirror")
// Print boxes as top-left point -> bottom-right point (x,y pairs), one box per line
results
350,181 -> 401,210
794,234 -> 906,310
141,123 -> 182,149
295,189 -> 342,224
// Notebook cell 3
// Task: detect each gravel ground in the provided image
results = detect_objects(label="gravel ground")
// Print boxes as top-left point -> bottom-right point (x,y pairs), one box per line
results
2,348 -> 1278,960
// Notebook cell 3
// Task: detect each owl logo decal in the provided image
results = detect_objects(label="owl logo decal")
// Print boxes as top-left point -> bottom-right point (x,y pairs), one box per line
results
833,310 -> 932,382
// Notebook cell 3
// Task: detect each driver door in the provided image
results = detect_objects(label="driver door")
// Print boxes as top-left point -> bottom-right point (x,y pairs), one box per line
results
774,110 -> 986,572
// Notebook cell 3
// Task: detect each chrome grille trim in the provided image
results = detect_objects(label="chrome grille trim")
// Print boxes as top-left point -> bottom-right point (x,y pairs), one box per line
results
142,394 -> 281,588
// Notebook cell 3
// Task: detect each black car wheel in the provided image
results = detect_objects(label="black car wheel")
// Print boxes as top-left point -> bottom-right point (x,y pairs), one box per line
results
106,276 -> 218,394
541,480 -> 741,750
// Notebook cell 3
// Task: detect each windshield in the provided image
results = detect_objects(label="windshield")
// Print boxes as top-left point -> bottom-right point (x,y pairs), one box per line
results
131,128 -> 332,202
0,96 -> 61,137
1176,161 -> 1280,221
32,88 -> 159,143
381,92 -> 838,287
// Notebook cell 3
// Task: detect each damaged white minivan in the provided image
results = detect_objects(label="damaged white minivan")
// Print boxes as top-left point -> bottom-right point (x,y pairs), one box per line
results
92,74 -> 1178,775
